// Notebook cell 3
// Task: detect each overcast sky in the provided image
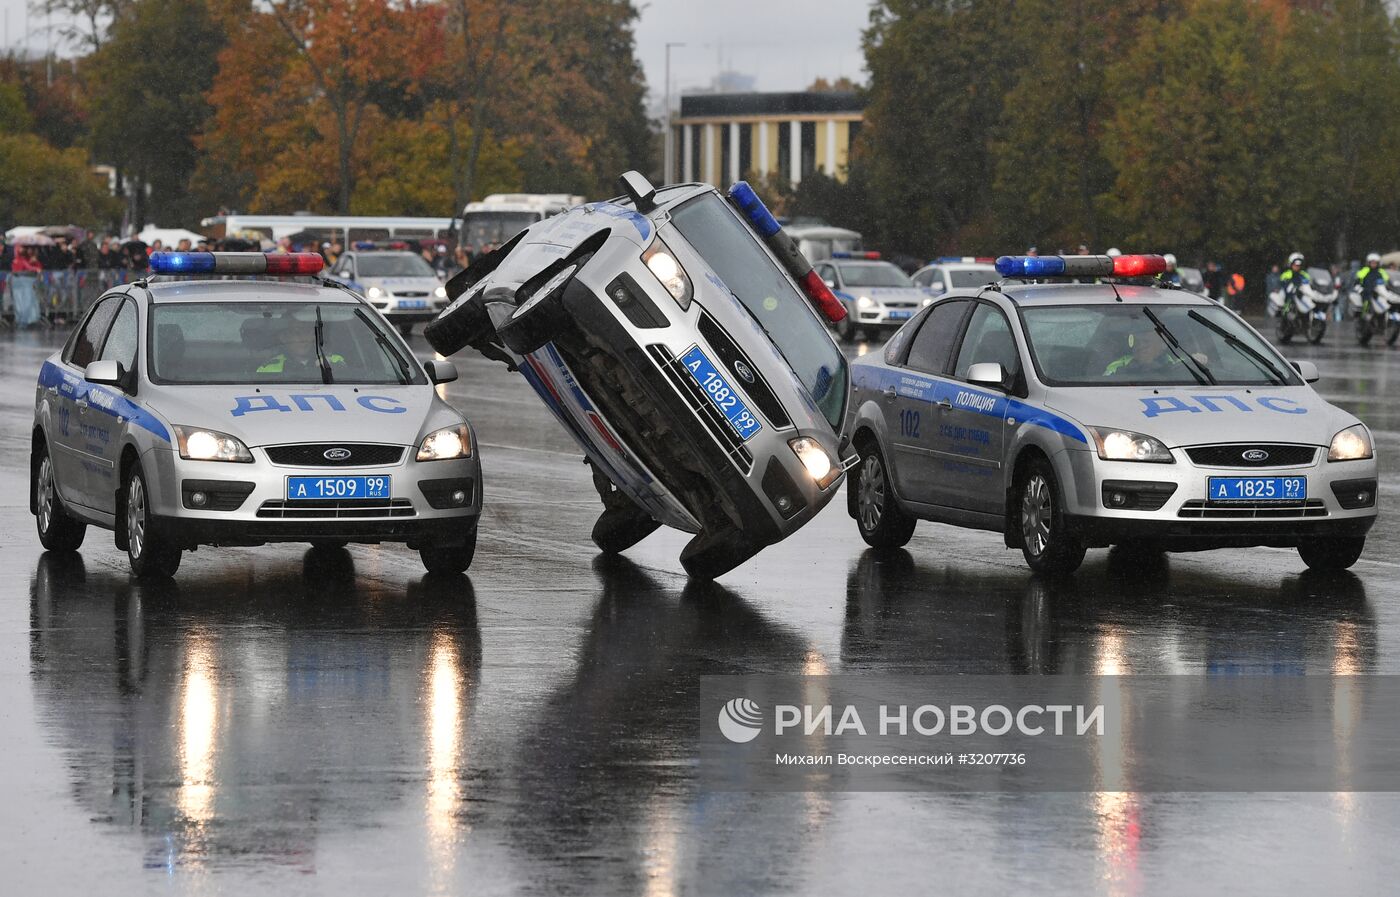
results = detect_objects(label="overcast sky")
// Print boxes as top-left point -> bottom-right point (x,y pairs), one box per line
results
1,0 -> 872,101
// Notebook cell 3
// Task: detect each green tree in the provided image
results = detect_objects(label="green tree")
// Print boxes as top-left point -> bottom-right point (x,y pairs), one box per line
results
0,82 -> 33,134
85,0 -> 225,227
0,132 -> 120,224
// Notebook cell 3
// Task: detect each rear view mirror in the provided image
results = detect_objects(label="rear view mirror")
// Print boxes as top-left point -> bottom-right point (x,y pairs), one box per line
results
85,359 -> 123,386
1291,360 -> 1320,383
425,360 -> 458,384
966,362 -> 1007,391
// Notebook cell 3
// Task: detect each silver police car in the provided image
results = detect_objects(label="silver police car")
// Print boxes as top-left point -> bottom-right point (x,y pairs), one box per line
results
326,249 -> 449,335
426,172 -> 852,579
846,254 -> 1378,575
30,252 -> 481,577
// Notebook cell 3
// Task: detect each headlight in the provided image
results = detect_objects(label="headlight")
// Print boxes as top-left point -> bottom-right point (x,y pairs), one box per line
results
642,241 -> 693,309
434,285 -> 447,299
789,436 -> 839,487
856,295 -> 875,309
366,286 -> 385,299
417,424 -> 473,461
922,297 -> 935,306
1088,426 -> 1174,463
1329,424 -> 1373,461
173,425 -> 253,463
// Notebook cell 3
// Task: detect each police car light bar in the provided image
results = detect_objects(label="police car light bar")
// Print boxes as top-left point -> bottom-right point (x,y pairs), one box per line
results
149,252 -> 325,276
935,256 -> 996,264
832,251 -> 882,260
726,181 -> 846,323
994,254 -> 1166,279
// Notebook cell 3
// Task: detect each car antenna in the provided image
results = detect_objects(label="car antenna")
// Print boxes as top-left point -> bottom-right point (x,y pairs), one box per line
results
1110,280 -> 1123,302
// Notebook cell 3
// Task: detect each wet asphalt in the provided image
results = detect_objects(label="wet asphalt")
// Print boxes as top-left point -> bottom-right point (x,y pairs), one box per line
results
2,319 -> 1400,895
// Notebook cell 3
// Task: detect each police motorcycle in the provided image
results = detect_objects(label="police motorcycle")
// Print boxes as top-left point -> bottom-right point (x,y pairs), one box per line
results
1269,260 -> 1329,345
1349,259 -> 1400,347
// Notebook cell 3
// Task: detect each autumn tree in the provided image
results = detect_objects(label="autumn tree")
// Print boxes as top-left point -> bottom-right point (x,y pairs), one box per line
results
0,133 -> 121,224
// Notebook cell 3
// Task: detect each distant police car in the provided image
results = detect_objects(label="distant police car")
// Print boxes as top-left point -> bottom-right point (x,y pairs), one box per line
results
31,252 -> 481,577
846,253 -> 1377,575
911,257 -> 999,296
813,254 -> 929,342
327,249 -> 448,334
426,171 -> 851,579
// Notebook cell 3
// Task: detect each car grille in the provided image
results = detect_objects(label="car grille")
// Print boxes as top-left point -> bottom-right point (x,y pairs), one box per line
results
1185,444 -> 1317,467
264,443 -> 405,466
1178,499 -> 1327,519
696,313 -> 792,429
647,344 -> 754,474
396,291 -> 430,297
256,499 -> 416,519
884,300 -> 920,309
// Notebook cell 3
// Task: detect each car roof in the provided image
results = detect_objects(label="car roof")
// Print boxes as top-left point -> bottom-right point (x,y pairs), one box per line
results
923,262 -> 997,272
986,281 -> 1220,306
143,279 -> 361,304
833,259 -> 899,269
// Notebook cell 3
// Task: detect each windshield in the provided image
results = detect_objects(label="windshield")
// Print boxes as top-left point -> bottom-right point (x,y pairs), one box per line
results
1020,303 -> 1302,387
150,301 -> 424,385
460,211 -> 541,248
356,254 -> 436,278
668,193 -> 848,429
838,263 -> 913,288
949,268 -> 997,289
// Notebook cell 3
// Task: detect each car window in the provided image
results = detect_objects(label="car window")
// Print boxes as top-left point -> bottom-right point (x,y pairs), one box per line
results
67,296 -> 120,368
837,263 -> 914,288
355,254 -> 436,277
954,303 -> 1019,381
149,301 -> 425,385
816,263 -> 836,285
948,268 -> 997,289
913,267 -> 939,288
97,299 -> 140,374
903,299 -> 968,374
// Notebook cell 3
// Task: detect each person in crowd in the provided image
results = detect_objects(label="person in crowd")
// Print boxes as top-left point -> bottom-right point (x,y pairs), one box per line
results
10,245 -> 43,327
1355,252 -> 1392,309
97,237 -> 118,269
1026,246 -> 1038,257
1202,260 -> 1223,298
1265,263 -> 1282,295
176,238 -> 193,252
454,244 -> 472,270
77,230 -> 99,270
150,239 -> 164,254
1158,253 -> 1183,286
327,240 -> 343,265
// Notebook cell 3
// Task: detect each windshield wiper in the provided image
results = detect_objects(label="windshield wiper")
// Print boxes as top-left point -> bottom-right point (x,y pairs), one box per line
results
314,306 -> 334,384
353,308 -> 413,384
1186,309 -> 1288,385
1140,307 -> 1215,385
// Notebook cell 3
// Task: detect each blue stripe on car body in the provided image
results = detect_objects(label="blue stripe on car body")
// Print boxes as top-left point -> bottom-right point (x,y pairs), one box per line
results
38,360 -> 170,442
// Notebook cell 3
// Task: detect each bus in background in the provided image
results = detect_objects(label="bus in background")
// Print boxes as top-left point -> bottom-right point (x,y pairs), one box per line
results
782,223 -> 863,262
200,214 -> 454,246
455,194 -> 585,250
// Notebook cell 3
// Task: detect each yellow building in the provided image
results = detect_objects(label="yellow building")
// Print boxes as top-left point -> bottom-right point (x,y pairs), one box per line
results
670,91 -> 864,187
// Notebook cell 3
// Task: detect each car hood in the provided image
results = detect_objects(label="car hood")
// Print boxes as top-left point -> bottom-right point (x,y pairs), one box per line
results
846,286 -> 925,303
1041,385 -> 1355,447
144,384 -> 448,448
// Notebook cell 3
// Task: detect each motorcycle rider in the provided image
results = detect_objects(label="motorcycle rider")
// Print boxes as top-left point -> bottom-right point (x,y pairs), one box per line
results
1355,251 -> 1393,308
1157,253 -> 1183,286
1279,252 -> 1319,309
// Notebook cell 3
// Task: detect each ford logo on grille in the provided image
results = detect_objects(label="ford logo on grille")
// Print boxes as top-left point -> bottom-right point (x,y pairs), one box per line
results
733,360 -> 756,384
1242,449 -> 1269,462
323,447 -> 352,461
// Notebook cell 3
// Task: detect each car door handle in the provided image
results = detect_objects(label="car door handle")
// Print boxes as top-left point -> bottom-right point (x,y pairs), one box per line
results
935,398 -> 953,410
75,397 -> 89,412
882,387 -> 897,400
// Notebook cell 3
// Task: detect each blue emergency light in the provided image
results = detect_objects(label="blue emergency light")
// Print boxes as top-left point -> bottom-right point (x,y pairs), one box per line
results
994,254 -> 1166,279
150,252 -> 325,276
727,181 -> 782,239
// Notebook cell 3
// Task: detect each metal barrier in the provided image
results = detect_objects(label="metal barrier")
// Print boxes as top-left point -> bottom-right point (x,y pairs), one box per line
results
1,269 -> 148,326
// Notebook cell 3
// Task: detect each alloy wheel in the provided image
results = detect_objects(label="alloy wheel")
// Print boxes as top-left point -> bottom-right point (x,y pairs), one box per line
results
1021,474 -> 1052,556
127,474 -> 146,560
36,456 -> 55,534
858,455 -> 886,532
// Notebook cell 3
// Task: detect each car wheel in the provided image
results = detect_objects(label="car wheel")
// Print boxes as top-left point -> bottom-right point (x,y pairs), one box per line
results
420,521 -> 478,575
679,526 -> 763,581
853,442 -> 916,549
123,465 -> 180,578
33,445 -> 86,552
1017,458 -> 1085,576
1306,315 -> 1327,344
498,262 -> 578,356
397,322 -> 414,337
425,285 -> 495,355
592,504 -> 661,554
1386,318 -> 1400,347
1356,314 -> 1374,346
1297,536 -> 1365,571
837,308 -> 858,343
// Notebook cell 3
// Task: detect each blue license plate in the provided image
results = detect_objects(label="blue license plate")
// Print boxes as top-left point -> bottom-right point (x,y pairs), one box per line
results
1208,476 -> 1306,502
679,345 -> 762,441
286,475 -> 391,500
888,310 -> 913,320
397,299 -> 428,309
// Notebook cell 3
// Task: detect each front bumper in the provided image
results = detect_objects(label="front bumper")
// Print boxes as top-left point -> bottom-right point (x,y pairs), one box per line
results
854,306 -> 920,328
141,446 -> 481,548
1056,447 -> 1378,549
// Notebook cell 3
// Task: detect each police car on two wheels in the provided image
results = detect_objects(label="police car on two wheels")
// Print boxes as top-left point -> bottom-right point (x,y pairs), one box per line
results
846,252 -> 1378,576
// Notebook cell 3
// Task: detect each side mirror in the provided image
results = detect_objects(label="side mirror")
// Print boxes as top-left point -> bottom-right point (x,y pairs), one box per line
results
618,170 -> 657,213
966,362 -> 1007,391
85,359 -> 123,387
425,360 -> 458,385
1291,360 -> 1320,383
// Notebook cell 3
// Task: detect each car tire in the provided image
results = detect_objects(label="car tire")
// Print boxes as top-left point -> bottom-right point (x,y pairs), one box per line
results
837,308 -> 859,343
123,465 -> 181,578
33,444 -> 86,552
420,521 -> 478,575
425,286 -> 494,355
1297,536 -> 1365,572
1016,458 -> 1085,576
1356,314 -> 1374,346
853,441 -> 916,549
1386,318 -> 1400,347
1307,316 -> 1327,344
498,262 -> 578,356
679,526 -> 763,581
397,322 -> 414,337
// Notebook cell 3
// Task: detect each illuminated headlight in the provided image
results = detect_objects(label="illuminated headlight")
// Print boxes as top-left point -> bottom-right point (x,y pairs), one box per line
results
417,424 -> 473,461
367,286 -> 386,299
173,425 -> 252,462
642,241 -> 693,309
1329,424 -> 1373,461
922,297 -> 935,306
856,295 -> 875,309
789,436 -> 839,487
1089,426 -> 1174,463
434,285 -> 447,299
